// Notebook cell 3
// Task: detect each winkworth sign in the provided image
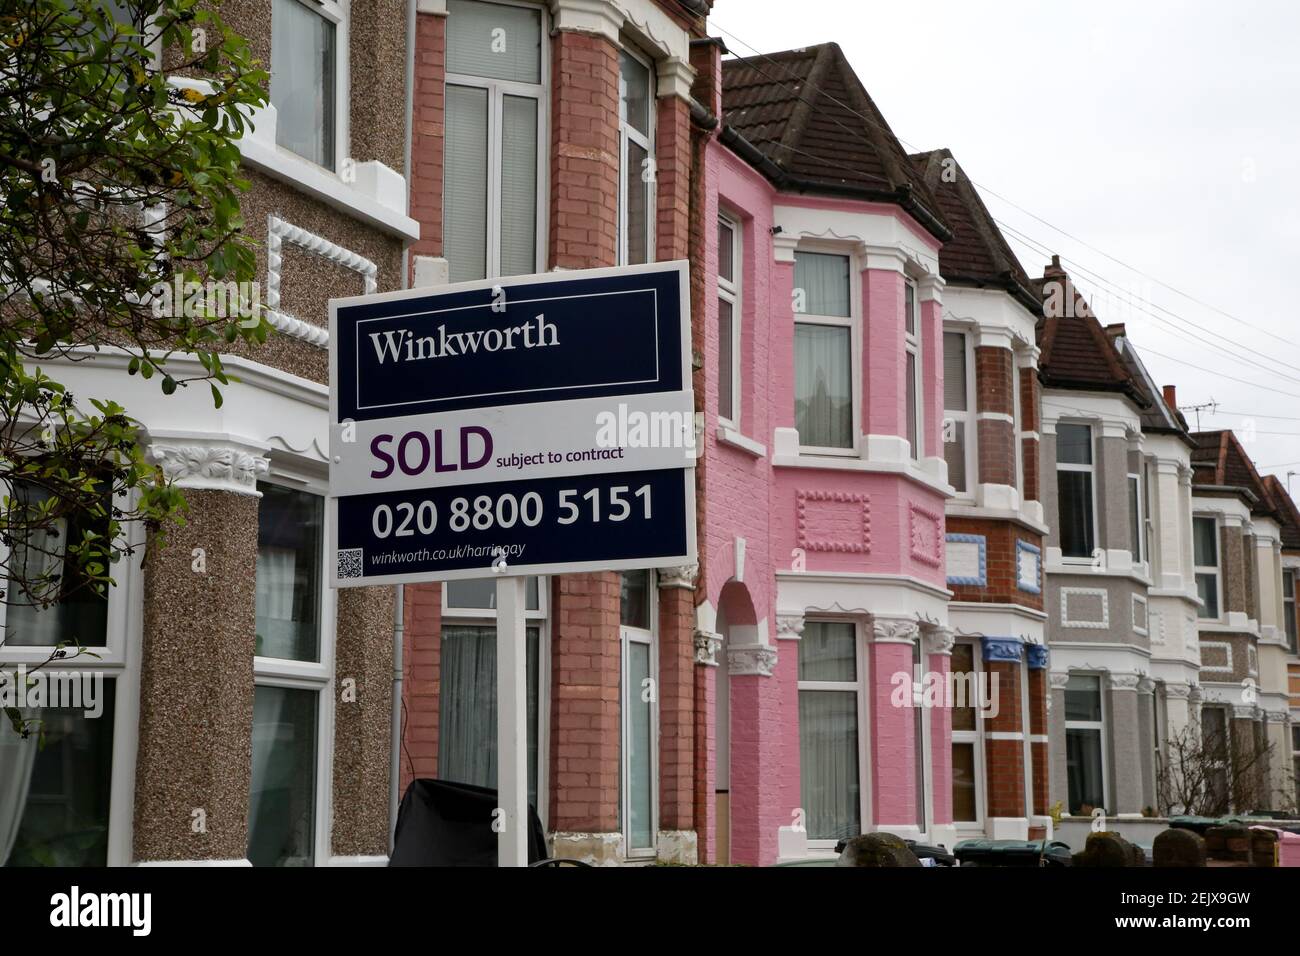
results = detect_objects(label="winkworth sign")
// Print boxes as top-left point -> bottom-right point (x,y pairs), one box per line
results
328,261 -> 696,587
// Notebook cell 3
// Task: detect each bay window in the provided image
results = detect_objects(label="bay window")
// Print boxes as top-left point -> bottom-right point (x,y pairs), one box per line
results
618,48 -> 654,267
1064,674 -> 1106,814
942,330 -> 973,494
1056,423 -> 1096,559
904,280 -> 921,460
911,637 -> 928,832
1194,516 -> 1221,619
439,577 -> 546,814
271,0 -> 346,171
620,570 -> 656,857
793,251 -> 854,452
797,620 -> 861,843
1201,706 -> 1231,814
717,214 -> 741,426
250,482 -> 331,867
444,0 -> 545,282
1,481 -> 136,867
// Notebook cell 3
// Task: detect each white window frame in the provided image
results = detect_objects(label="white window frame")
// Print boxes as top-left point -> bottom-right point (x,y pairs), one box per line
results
793,245 -> 861,457
0,482 -> 145,868
1056,421 -> 1100,564
251,473 -> 336,867
904,278 -> 923,462
949,640 -> 987,831
1012,359 -> 1025,494
1063,672 -> 1108,814
1127,468 -> 1145,566
797,618 -> 870,850
717,212 -> 742,429
620,574 -> 658,858
1194,514 -> 1223,621
911,637 -> 932,835
617,43 -> 656,268
440,575 -> 550,824
444,0 -> 549,280
272,0 -> 351,174
942,326 -> 976,499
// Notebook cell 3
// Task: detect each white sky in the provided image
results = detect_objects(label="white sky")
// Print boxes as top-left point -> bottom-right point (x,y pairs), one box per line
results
711,0 -> 1300,493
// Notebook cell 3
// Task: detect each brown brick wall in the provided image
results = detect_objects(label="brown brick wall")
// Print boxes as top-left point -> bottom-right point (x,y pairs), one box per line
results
399,582 -> 441,794
985,661 -> 1026,818
655,94 -> 691,263
977,417 -> 1017,487
658,582 -> 694,831
975,346 -> 1014,416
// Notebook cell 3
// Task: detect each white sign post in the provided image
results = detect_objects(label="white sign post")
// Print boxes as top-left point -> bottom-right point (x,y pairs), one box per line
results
496,575 -> 528,867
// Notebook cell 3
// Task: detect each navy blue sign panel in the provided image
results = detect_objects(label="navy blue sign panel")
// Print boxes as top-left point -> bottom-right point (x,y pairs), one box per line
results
334,469 -> 688,582
333,264 -> 685,423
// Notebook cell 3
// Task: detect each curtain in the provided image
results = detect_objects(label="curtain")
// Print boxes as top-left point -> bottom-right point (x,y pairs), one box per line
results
0,727 -> 38,865
794,324 -> 852,448
799,691 -> 860,841
717,298 -> 735,421
445,85 -> 489,283
624,139 -> 650,265
793,252 -> 851,317
500,95 -> 538,276
439,625 -> 540,809
255,546 -> 298,660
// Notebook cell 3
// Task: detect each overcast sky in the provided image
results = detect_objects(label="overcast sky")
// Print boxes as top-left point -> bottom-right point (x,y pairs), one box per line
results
711,0 -> 1300,492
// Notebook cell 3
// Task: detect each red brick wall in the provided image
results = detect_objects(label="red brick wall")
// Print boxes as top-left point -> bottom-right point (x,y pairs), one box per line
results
408,12 -> 445,272
548,30 -> 619,269
399,582 -> 441,794
985,659 -> 1025,818
1020,364 -> 1041,503
655,94 -> 691,263
1028,667 -> 1049,815
976,346 -> 1014,416
945,517 -> 1044,611
658,583 -> 694,830
549,572 -> 621,833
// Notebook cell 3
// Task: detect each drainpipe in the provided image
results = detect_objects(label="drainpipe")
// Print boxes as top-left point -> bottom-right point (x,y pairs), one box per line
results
391,0 -> 418,855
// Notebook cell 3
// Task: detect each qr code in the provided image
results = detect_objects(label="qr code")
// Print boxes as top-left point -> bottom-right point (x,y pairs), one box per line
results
337,548 -> 364,581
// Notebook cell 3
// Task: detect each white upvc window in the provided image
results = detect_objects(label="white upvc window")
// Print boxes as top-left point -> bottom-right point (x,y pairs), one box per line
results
1056,422 -> 1098,561
1291,724 -> 1300,807
717,213 -> 741,427
270,0 -> 349,172
1128,467 -> 1145,566
911,636 -> 931,834
1194,515 -> 1222,620
1012,360 -> 1025,493
250,479 -> 334,867
904,279 -> 922,461
1200,705 -> 1231,812
444,0 -> 547,283
618,46 -> 655,267
0,482 -> 142,868
1283,568 -> 1297,655
949,640 -> 986,828
1064,673 -> 1107,815
620,570 -> 657,858
439,576 -> 549,819
942,329 -> 975,495
797,620 -> 867,847
793,249 -> 857,455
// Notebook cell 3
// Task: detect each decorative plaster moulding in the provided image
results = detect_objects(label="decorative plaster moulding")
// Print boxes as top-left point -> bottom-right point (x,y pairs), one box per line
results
728,643 -> 777,677
149,439 -> 270,495
266,215 -> 378,349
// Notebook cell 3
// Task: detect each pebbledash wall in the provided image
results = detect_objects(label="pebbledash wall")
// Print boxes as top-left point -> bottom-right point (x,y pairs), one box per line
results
1,0 -> 418,867
397,0 -> 709,865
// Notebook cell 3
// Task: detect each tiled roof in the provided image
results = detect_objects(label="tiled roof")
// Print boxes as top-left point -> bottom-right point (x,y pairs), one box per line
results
1105,327 -> 1193,442
719,43 -> 950,242
1263,475 -> 1300,550
908,148 -> 1039,314
1190,430 -> 1278,518
1033,257 -> 1148,406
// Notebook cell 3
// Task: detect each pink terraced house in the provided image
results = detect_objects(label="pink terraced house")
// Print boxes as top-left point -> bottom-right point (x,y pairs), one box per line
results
692,41 -> 960,864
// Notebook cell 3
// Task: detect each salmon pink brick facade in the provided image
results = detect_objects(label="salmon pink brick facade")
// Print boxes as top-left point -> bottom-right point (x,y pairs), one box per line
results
694,42 -> 962,864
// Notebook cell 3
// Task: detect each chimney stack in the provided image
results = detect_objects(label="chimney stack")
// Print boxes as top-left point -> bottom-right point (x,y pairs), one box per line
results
1163,385 -> 1177,411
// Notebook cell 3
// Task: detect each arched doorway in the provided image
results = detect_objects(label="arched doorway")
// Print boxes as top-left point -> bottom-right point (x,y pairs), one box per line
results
714,580 -> 759,865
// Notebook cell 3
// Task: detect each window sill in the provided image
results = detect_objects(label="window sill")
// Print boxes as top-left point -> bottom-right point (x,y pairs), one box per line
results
716,425 -> 766,458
